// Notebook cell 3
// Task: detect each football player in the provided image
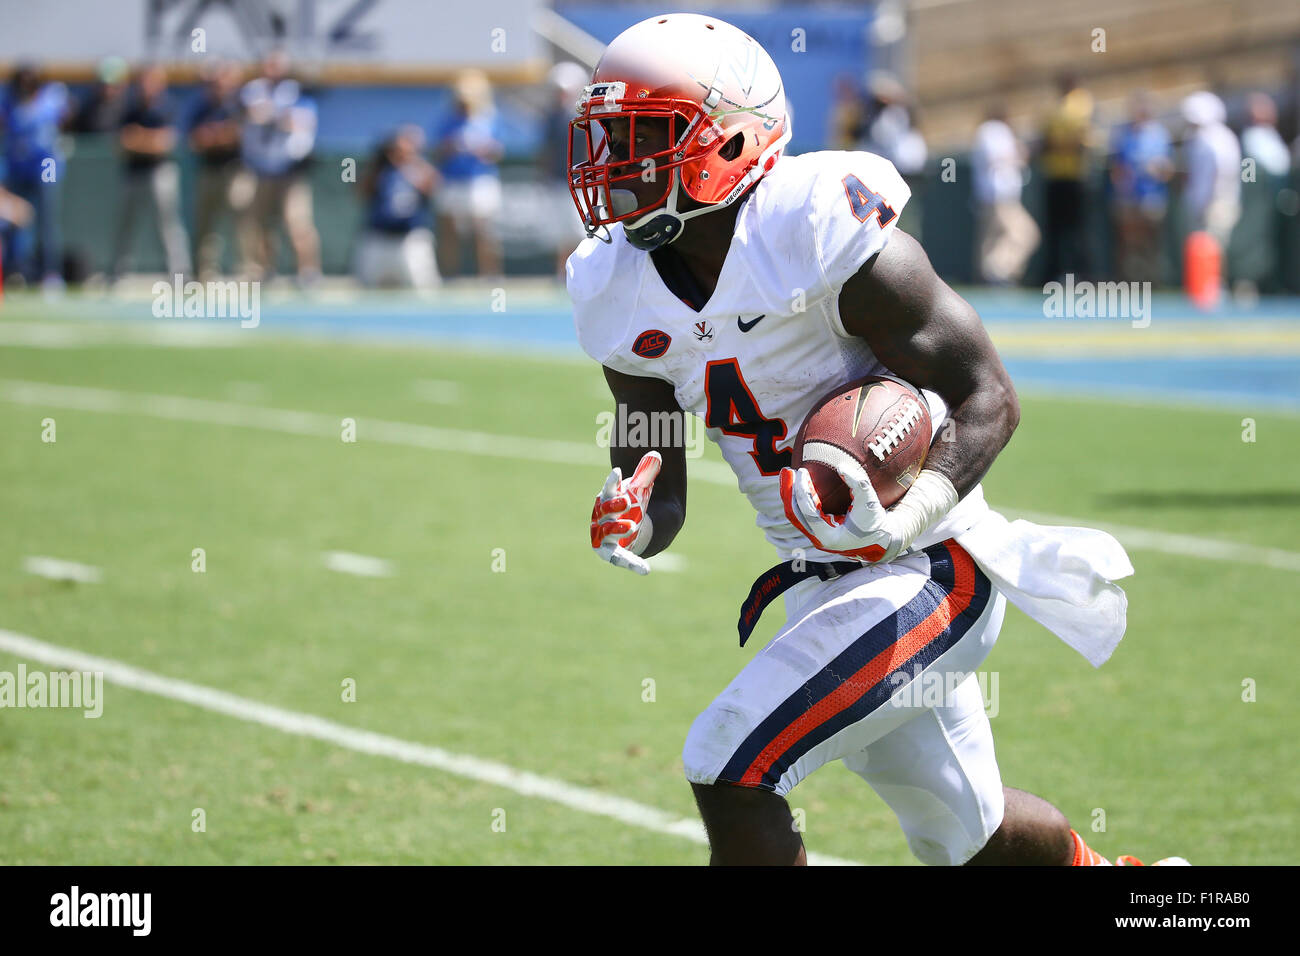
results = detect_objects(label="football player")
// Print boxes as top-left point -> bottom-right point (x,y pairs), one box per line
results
568,13 -> 1185,867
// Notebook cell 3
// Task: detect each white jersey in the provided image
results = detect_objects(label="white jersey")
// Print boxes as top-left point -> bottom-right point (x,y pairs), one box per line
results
571,150 -> 1136,668
570,150 -> 980,562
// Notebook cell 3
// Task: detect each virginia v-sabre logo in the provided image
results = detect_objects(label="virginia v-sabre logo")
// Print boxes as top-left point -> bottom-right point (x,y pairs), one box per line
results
50,886 -> 151,936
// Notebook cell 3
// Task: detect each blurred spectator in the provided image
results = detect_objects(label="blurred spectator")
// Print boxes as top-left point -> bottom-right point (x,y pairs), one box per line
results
828,74 -> 867,151
1181,91 -> 1240,249
354,125 -> 440,290
1241,92 -> 1290,178
109,65 -> 191,282
239,49 -> 321,285
0,185 -> 33,227
432,69 -> 504,278
860,73 -> 926,243
188,61 -> 251,280
1108,91 -> 1172,284
542,61 -> 589,279
861,73 -> 927,177
0,184 -> 34,279
66,57 -> 129,134
1,64 -> 69,288
1236,92 -> 1290,292
1039,73 -> 1094,283
971,103 -> 1039,285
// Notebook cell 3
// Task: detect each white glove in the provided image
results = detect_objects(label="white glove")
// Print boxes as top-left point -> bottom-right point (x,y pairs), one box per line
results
779,464 -> 958,564
589,451 -> 662,575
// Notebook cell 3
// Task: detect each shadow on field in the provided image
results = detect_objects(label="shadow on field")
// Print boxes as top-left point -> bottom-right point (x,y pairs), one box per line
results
1096,490 -> 1300,509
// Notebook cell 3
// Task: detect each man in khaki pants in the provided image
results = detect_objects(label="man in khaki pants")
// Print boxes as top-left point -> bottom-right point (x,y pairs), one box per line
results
188,61 -> 251,279
109,65 -> 191,282
971,104 -> 1039,286
238,50 -> 321,285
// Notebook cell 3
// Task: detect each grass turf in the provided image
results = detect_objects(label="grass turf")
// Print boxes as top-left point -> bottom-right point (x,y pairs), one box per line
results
0,303 -> 1296,864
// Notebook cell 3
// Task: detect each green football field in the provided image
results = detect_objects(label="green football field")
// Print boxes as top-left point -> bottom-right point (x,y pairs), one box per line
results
0,295 -> 1296,865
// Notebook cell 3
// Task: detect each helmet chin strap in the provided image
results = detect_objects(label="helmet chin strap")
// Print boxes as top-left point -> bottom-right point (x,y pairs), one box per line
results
617,123 -> 792,252
618,173 -> 710,251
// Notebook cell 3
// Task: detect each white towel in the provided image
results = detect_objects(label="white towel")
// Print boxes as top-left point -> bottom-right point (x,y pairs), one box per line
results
954,505 -> 1134,668
914,389 -> 1133,667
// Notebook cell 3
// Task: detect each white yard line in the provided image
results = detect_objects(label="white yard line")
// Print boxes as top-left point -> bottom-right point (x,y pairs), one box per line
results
2,378 -> 1297,574
646,553 -> 687,573
322,551 -> 396,578
410,379 -> 463,404
0,321 -> 245,349
22,556 -> 102,583
0,628 -> 858,866
1004,509 -> 1300,573
0,379 -> 607,468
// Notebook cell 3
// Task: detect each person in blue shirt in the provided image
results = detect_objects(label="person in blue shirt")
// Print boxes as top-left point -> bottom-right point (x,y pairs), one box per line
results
239,49 -> 321,286
540,61 -> 589,280
0,65 -> 69,287
0,183 -> 34,281
1109,92 -> 1173,284
431,70 -> 504,278
355,125 -> 440,290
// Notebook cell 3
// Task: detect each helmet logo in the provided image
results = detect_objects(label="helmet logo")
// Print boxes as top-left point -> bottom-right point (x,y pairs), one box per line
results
725,44 -> 759,98
584,81 -> 628,114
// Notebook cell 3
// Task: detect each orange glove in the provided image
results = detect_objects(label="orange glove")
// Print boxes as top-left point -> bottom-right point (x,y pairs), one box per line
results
590,451 -> 662,575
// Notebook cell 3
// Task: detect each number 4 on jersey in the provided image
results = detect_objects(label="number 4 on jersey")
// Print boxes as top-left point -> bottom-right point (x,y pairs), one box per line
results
842,173 -> 896,227
704,358 -> 791,476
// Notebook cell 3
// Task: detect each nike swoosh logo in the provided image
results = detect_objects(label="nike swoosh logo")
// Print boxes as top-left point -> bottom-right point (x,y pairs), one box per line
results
850,383 -> 884,438
737,314 -> 766,332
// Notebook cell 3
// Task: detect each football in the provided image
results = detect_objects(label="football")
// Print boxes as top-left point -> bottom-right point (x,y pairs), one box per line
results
792,375 -> 932,515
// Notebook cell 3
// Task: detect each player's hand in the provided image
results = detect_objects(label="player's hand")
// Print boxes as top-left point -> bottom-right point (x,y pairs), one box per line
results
590,451 -> 662,575
779,465 -> 907,564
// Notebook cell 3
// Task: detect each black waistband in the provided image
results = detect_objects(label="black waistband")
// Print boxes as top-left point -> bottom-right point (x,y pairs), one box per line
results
737,559 -> 867,647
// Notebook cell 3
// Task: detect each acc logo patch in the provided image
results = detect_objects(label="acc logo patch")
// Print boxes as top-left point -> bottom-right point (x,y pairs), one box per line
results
632,329 -> 671,358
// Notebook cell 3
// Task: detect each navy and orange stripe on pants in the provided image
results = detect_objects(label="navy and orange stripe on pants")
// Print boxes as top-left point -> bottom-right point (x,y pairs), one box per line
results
718,539 -> 992,791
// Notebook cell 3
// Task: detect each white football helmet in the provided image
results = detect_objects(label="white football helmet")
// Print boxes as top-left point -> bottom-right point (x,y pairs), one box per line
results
567,13 -> 791,250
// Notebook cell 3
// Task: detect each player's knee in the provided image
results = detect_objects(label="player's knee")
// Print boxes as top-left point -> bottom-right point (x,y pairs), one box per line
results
690,779 -> 768,817
690,781 -> 795,838
908,835 -> 960,866
898,787 -> 1004,866
682,702 -> 752,789
905,815 -> 1002,866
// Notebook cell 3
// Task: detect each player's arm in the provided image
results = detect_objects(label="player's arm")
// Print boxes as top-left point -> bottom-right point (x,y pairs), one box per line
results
120,122 -> 175,156
780,228 -> 1018,564
593,365 -> 688,569
400,157 -> 439,196
839,228 -> 1020,498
